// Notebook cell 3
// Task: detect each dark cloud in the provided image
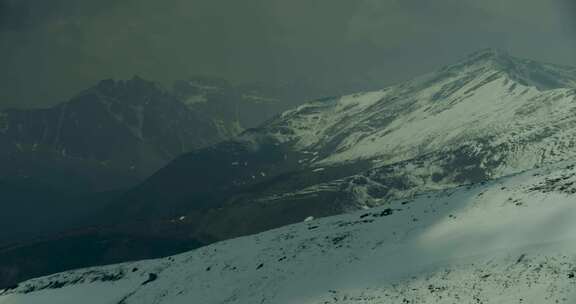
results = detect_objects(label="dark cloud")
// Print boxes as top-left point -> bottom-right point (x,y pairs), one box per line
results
0,0 -> 124,30
0,0 -> 574,109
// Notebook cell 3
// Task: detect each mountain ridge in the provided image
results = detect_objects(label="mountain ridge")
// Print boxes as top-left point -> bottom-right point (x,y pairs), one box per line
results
2,50 -> 576,290
0,76 -> 226,191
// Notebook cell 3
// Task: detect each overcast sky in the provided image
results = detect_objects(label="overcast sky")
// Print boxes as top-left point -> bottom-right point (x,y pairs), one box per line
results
0,0 -> 575,109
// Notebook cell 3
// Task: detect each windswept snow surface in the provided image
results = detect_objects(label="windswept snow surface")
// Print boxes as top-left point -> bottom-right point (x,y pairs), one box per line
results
263,50 -> 576,176
236,50 -> 576,214
5,161 -> 576,303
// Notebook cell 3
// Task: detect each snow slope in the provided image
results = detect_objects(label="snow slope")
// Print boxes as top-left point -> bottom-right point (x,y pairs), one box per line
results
5,160 -> 576,303
262,49 -> 576,174
242,49 -> 576,210
106,49 -> 576,217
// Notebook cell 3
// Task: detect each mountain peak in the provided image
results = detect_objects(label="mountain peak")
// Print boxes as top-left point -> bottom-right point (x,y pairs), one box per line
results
445,48 -> 516,72
442,49 -> 576,90
467,48 -> 510,60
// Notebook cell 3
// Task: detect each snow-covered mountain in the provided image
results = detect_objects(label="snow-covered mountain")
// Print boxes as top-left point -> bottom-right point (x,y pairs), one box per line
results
264,49 -> 576,169
4,160 -> 576,303
3,49 -> 576,291
114,49 -> 576,219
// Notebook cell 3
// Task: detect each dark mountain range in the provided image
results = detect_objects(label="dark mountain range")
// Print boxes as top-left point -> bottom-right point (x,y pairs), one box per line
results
0,76 -> 227,192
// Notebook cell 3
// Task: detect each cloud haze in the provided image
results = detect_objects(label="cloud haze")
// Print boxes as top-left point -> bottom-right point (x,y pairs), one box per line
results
0,0 -> 575,109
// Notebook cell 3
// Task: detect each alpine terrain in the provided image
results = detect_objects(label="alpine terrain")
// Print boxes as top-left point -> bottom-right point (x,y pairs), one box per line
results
2,49 -> 576,300
4,160 -> 576,303
0,74 -> 308,244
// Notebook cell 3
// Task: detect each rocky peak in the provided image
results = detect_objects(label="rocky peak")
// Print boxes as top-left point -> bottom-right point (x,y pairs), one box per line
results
441,48 -> 576,90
